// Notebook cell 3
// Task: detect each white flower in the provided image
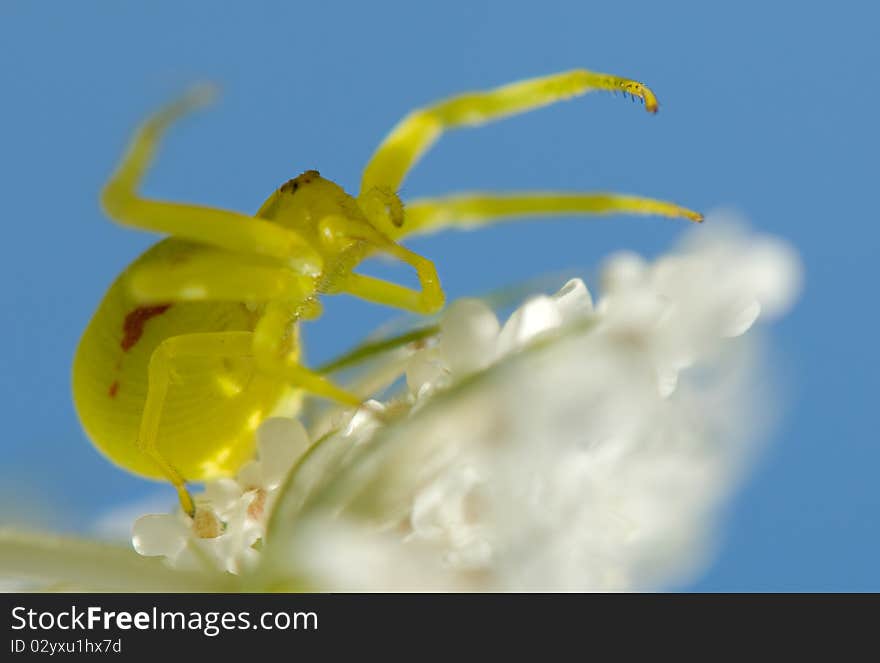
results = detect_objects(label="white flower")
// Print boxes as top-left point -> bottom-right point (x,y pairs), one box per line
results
126,214 -> 802,592
131,417 -> 312,574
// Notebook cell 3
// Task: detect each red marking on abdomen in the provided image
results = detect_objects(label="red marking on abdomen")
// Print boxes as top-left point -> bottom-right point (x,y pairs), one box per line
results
108,381 -> 119,398
121,304 -> 171,351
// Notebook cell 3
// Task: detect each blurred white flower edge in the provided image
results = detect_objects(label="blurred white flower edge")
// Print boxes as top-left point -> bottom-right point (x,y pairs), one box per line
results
0,213 -> 802,592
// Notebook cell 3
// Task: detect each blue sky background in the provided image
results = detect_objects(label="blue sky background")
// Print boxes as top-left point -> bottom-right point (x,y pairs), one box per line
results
1,1 -> 876,590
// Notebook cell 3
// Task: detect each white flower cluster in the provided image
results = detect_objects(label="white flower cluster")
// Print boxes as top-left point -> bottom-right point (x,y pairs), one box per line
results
132,217 -> 801,590
131,417 -> 309,573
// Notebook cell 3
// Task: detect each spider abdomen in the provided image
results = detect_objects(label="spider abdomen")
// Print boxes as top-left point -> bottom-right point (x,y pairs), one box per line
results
72,239 -> 300,481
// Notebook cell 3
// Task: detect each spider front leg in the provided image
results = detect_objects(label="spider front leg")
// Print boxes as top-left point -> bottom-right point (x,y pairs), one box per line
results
126,245 -> 317,304
139,332 -> 255,516
360,69 -> 660,194
102,87 -> 322,273
127,252 -> 363,407
319,215 -> 445,315
391,192 -> 703,240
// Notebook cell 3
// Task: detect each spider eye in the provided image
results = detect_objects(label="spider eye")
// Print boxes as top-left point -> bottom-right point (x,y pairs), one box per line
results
280,169 -> 321,194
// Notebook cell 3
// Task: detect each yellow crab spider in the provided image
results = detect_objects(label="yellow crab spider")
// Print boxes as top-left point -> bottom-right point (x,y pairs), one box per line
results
72,69 -> 702,516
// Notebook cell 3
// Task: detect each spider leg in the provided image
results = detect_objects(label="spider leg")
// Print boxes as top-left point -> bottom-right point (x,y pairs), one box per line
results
391,192 -> 703,240
340,274 -> 444,315
102,87 -> 322,273
252,302 -> 363,408
318,215 -> 445,315
360,69 -> 660,194
132,247 -> 360,404
126,246 -> 317,304
139,332 -> 255,516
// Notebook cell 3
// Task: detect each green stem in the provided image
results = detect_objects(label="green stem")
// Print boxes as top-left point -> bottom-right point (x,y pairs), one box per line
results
316,324 -> 439,375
